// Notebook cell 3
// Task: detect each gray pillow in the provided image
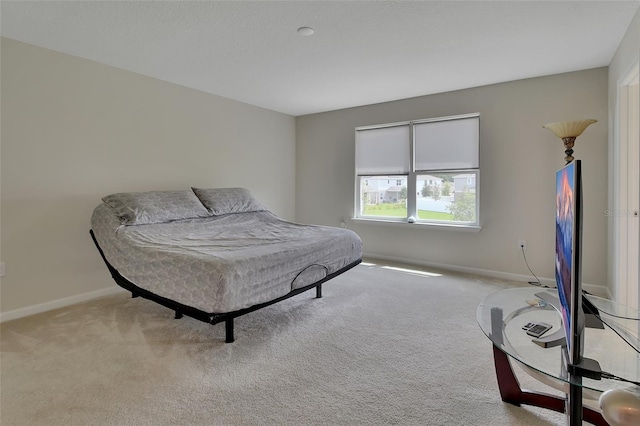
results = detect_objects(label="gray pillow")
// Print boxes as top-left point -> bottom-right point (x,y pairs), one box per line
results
191,187 -> 266,215
102,190 -> 210,225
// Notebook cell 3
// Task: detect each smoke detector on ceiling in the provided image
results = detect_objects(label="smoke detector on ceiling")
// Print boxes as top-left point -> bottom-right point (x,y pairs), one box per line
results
297,27 -> 314,36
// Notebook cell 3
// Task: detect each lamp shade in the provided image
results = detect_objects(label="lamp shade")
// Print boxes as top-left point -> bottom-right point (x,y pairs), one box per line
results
542,119 -> 597,139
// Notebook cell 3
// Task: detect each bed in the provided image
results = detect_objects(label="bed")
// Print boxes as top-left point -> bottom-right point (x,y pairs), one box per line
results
90,187 -> 362,342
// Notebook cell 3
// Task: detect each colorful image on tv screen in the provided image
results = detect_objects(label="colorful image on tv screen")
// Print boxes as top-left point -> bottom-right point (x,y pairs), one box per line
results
555,163 -> 575,350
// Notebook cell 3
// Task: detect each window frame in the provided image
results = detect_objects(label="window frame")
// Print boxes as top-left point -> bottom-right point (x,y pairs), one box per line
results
354,113 -> 480,229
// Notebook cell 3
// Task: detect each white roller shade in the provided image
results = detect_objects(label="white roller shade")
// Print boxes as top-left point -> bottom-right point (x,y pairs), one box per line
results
356,124 -> 410,175
415,116 -> 479,171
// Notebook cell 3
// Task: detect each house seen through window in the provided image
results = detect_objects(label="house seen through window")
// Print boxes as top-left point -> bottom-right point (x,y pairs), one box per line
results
355,113 -> 479,226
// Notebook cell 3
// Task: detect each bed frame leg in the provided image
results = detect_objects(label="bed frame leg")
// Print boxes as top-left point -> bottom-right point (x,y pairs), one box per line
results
316,284 -> 322,298
225,318 -> 234,343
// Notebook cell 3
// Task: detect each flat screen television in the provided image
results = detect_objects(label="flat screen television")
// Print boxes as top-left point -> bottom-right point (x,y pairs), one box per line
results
555,160 -> 584,367
555,160 -> 602,424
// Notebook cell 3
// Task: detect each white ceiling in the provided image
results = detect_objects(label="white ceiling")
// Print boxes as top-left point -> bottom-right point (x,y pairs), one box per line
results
1,1 -> 638,116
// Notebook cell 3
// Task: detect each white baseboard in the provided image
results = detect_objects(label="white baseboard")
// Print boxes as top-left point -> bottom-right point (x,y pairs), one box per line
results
363,252 -> 611,299
0,253 -> 612,323
0,286 -> 126,323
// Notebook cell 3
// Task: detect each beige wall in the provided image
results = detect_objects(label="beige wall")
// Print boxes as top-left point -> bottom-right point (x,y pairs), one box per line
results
0,32 -> 620,318
296,68 -> 609,290
0,38 -> 296,315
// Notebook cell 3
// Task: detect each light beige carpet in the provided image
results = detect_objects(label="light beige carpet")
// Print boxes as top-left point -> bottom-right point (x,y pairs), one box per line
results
1,261 -> 569,425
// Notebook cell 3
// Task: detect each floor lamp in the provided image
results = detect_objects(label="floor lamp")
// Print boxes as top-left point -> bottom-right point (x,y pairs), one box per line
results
542,119 -> 597,164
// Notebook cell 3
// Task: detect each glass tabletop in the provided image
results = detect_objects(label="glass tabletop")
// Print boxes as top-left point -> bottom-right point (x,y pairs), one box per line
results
477,287 -> 640,396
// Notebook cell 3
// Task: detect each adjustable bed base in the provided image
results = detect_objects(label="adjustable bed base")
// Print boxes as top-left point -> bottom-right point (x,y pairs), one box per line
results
89,188 -> 362,342
91,229 -> 360,342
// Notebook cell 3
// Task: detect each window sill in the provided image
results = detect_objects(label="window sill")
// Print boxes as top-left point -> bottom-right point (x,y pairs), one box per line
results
350,217 -> 482,232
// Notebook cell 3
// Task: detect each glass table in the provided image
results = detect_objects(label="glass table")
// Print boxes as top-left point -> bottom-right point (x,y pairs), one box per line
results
477,287 -> 640,425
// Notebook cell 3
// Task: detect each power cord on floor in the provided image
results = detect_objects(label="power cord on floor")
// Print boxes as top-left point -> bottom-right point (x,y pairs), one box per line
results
519,245 -> 549,287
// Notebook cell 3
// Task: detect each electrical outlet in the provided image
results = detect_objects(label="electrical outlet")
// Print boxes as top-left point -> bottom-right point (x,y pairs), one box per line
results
517,239 -> 527,251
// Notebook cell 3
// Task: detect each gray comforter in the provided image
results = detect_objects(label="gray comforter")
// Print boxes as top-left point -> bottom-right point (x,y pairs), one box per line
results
91,204 -> 362,313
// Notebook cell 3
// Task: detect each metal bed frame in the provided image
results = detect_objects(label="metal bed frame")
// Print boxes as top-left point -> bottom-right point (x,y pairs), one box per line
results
90,230 -> 361,343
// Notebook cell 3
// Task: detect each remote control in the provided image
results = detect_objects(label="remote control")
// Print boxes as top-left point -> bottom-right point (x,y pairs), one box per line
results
525,322 -> 553,338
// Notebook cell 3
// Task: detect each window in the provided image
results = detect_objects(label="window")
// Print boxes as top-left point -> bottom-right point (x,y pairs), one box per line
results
355,113 -> 479,227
